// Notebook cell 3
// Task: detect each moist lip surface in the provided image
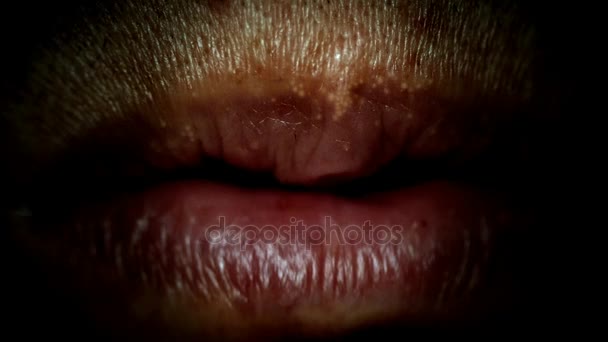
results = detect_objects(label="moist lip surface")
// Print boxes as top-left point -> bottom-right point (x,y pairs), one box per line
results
13,82 -> 524,339
20,179 -> 512,339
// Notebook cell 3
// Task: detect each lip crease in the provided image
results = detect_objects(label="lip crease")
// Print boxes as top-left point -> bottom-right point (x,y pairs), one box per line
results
29,73 -> 517,191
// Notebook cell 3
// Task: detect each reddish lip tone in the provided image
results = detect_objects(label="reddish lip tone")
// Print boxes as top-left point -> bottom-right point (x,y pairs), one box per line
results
142,77 -> 504,185
27,76 -> 520,192
7,75 -> 532,340
20,179 -> 513,339
10,78 -> 529,340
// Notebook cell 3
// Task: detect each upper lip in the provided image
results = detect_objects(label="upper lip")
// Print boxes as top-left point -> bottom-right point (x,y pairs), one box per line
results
1,0 -> 541,191
6,84 -> 528,217
5,75 -> 532,198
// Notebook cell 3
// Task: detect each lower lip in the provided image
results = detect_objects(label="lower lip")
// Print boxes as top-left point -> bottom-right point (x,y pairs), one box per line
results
21,179 -> 514,338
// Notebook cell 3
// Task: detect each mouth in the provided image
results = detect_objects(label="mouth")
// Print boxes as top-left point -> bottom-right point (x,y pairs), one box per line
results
2,0 -> 554,340
11,78 -> 534,340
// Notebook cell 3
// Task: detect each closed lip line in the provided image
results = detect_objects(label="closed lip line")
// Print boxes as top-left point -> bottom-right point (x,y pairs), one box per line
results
10,76 -> 524,338
13,73 -> 527,193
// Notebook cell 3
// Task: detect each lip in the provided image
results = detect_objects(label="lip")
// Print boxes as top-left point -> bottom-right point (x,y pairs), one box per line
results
9,82 -> 532,339
15,177 -> 523,339
11,74 -> 527,195
147,75 -> 514,184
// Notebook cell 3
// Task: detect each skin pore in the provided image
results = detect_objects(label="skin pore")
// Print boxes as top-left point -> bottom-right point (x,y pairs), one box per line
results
1,0 -> 574,340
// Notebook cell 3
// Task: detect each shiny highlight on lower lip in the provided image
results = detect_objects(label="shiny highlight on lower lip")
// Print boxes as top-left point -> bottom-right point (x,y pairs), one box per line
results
18,179 -> 509,338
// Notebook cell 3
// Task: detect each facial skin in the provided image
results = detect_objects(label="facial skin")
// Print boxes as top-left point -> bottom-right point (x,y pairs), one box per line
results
1,0 -> 575,340
4,0 -> 542,173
